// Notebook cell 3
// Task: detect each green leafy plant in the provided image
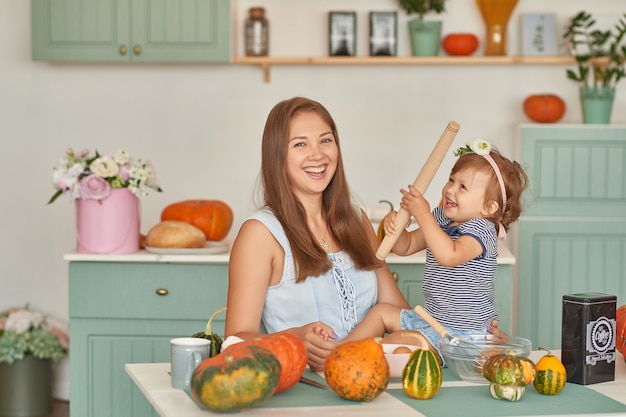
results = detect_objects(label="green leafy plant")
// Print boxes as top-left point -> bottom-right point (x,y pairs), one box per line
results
563,11 -> 626,87
0,306 -> 68,364
397,0 -> 446,21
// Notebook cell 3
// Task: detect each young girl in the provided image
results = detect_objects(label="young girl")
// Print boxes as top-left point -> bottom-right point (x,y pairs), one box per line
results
340,139 -> 529,363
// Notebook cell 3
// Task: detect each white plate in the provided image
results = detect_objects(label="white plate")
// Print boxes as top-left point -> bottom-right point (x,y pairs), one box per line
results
145,241 -> 229,255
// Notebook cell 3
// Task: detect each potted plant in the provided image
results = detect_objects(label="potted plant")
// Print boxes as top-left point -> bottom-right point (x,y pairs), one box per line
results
397,0 -> 446,56
0,306 -> 68,416
563,11 -> 626,123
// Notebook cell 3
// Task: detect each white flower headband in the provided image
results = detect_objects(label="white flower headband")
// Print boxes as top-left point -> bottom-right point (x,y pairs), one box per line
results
454,139 -> 507,239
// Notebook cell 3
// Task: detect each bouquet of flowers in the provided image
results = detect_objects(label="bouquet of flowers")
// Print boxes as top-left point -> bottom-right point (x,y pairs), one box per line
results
0,306 -> 68,364
48,148 -> 162,205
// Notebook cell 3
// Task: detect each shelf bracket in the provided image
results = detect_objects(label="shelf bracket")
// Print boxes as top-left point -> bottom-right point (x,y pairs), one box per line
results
261,63 -> 271,83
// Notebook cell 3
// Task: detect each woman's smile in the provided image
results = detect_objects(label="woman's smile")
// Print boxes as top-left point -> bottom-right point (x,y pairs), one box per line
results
304,164 -> 328,179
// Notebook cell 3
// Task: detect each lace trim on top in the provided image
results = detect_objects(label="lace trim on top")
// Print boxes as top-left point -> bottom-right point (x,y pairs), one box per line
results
331,255 -> 358,333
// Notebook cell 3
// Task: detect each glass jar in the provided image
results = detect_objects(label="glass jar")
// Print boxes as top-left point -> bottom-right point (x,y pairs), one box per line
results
245,7 -> 269,56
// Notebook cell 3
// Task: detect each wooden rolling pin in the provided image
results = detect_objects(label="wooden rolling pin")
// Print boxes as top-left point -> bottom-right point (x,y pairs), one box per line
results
375,121 -> 460,260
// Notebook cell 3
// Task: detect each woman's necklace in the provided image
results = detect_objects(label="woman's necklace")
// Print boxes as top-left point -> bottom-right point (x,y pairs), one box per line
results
320,230 -> 330,252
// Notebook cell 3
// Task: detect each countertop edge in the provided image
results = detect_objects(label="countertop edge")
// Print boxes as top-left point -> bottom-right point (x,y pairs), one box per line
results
64,242 -> 515,265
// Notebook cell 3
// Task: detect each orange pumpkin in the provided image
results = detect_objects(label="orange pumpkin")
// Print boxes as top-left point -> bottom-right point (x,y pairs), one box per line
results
226,333 -> 308,394
324,338 -> 390,402
617,304 -> 626,322
161,200 -> 233,241
442,33 -> 479,56
523,94 -> 566,123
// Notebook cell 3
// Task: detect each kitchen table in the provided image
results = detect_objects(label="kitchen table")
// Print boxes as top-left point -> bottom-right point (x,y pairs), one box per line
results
66,244 -> 515,417
126,350 -> 626,417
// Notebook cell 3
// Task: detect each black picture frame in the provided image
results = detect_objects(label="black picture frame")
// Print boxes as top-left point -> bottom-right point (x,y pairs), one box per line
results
369,11 -> 397,56
328,12 -> 357,57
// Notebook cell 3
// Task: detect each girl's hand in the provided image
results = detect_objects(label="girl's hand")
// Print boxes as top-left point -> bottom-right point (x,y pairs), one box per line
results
400,185 -> 431,221
383,211 -> 399,236
288,322 -> 339,371
383,211 -> 411,236
487,320 -> 509,343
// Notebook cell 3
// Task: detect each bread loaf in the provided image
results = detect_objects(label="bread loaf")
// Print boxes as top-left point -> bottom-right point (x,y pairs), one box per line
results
146,221 -> 206,248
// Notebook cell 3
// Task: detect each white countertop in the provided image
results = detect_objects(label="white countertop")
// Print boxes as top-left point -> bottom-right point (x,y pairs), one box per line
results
65,241 -> 515,265
126,350 -> 626,417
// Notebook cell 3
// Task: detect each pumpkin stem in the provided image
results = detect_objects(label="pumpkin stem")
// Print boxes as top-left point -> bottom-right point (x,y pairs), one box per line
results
537,346 -> 552,355
206,306 -> 227,334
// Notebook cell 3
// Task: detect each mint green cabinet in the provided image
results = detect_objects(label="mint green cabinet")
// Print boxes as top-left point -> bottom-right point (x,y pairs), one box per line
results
389,262 -> 514,333
518,124 -> 626,350
32,0 -> 230,62
68,261 -> 228,417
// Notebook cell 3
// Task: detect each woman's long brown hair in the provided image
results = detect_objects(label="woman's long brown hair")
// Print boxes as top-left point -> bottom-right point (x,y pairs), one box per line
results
260,97 -> 380,282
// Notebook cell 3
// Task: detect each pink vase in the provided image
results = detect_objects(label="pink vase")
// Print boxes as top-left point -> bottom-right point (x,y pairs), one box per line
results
75,188 -> 140,254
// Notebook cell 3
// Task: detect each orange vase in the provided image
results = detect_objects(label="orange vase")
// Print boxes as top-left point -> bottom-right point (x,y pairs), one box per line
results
475,0 -> 519,56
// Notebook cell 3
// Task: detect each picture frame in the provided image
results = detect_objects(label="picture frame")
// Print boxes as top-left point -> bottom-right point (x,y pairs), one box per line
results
369,11 -> 397,56
521,13 -> 558,56
329,12 -> 357,57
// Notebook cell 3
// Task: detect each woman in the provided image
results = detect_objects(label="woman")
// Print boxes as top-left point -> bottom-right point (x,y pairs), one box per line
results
225,97 -> 409,370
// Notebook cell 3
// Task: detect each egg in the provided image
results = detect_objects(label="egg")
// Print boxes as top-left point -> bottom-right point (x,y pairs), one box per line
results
392,346 -> 412,354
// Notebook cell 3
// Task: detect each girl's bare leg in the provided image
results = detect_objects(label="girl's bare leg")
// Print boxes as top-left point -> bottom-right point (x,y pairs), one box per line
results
342,303 -> 404,342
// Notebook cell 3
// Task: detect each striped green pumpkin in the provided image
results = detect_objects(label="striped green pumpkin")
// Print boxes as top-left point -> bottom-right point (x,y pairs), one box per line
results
401,349 -> 442,400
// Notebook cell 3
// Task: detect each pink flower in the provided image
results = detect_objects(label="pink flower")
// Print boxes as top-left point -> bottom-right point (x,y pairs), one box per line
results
80,175 -> 111,200
118,164 -> 130,181
75,148 -> 90,160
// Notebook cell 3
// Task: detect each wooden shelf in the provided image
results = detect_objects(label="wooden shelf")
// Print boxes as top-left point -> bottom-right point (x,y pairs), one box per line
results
233,55 -> 575,82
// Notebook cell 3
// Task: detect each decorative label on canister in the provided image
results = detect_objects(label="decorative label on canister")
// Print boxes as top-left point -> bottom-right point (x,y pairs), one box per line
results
586,316 -> 616,365
562,292 -> 616,385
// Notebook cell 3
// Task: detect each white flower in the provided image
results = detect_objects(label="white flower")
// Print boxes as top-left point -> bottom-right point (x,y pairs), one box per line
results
468,138 -> 492,155
90,156 -> 119,178
5,310 -> 43,334
113,149 -> 131,165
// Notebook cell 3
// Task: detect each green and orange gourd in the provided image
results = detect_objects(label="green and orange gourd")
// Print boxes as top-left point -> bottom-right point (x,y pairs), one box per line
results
482,354 -> 536,401
190,343 -> 281,413
533,347 -> 567,395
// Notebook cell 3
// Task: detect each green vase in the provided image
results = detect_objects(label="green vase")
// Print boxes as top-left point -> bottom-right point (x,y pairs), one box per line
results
580,86 -> 616,124
408,20 -> 442,56
0,356 -> 52,417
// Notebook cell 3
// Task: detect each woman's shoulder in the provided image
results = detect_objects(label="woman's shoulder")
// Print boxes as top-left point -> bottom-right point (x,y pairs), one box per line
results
241,207 -> 290,253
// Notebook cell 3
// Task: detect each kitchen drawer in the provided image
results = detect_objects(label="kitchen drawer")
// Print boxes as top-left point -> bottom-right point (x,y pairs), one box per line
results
69,262 -> 228,320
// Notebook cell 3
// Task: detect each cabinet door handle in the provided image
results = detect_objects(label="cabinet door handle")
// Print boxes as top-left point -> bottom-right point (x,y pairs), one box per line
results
392,272 -> 398,282
119,44 -> 127,55
133,44 -> 142,55
156,288 -> 169,296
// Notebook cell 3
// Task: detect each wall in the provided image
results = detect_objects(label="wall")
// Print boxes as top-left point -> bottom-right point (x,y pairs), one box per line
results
1,0 -> 624,328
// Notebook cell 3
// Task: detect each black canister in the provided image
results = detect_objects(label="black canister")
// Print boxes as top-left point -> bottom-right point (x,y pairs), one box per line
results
561,292 -> 616,385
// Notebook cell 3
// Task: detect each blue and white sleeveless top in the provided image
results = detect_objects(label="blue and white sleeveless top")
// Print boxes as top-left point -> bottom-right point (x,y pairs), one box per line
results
423,206 -> 500,329
248,208 -> 377,340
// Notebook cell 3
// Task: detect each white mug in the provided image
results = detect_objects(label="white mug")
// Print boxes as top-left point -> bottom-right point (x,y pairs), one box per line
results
170,337 -> 210,390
